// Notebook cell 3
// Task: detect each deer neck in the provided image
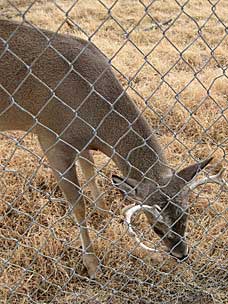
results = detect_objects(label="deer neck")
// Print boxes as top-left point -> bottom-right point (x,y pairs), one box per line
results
105,96 -> 172,183
113,131 -> 171,183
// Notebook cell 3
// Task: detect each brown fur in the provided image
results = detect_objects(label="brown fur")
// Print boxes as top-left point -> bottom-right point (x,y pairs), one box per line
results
0,19 -> 212,277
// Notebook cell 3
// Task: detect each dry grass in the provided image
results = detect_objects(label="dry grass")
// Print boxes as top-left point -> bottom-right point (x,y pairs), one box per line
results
0,0 -> 228,303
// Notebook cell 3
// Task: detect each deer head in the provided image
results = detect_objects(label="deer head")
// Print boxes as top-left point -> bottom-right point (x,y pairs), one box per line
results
112,157 -> 227,260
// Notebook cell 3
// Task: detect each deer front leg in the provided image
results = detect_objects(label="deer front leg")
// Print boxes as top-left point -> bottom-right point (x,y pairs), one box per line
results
79,150 -> 108,212
38,136 -> 99,278
73,196 -> 100,278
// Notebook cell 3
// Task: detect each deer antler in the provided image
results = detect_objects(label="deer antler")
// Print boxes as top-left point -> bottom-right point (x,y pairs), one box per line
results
123,204 -> 159,252
122,167 -> 227,253
188,167 -> 228,190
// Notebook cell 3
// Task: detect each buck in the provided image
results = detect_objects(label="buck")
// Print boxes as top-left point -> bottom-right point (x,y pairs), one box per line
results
0,19 -> 227,278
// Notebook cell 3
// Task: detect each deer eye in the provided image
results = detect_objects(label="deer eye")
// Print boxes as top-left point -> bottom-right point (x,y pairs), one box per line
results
166,234 -> 175,241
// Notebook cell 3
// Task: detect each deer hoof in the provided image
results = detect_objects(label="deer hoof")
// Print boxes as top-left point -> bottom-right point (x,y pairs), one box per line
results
83,253 -> 100,279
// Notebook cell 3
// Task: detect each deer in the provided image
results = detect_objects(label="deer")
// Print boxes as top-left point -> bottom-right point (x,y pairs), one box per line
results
0,19 -> 227,279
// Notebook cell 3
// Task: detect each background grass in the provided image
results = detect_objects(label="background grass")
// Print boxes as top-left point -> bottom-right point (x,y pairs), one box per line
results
0,0 -> 228,303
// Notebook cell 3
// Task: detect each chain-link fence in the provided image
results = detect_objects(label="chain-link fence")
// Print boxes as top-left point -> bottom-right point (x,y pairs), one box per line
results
0,0 -> 228,303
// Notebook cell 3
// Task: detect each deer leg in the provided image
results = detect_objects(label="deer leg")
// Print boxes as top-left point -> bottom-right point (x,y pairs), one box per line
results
79,150 -> 108,212
38,137 -> 99,278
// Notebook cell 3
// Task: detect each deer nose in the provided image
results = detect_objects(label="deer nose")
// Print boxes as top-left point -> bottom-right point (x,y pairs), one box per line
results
170,246 -> 189,261
178,253 -> 189,261
170,252 -> 189,261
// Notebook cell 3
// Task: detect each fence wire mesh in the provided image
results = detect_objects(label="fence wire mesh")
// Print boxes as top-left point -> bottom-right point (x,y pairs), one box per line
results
0,0 -> 228,303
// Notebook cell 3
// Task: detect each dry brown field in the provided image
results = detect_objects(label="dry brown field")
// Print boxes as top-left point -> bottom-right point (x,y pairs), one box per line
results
0,0 -> 228,303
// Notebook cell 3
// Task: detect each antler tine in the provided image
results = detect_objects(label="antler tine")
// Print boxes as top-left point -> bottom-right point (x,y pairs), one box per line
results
123,204 -> 158,252
189,166 -> 228,191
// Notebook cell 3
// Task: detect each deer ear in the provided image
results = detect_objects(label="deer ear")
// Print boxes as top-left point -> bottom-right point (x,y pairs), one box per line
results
177,157 -> 213,182
112,175 -> 149,199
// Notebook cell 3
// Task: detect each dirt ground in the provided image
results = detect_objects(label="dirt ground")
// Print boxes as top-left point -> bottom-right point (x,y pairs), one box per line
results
0,0 -> 228,303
